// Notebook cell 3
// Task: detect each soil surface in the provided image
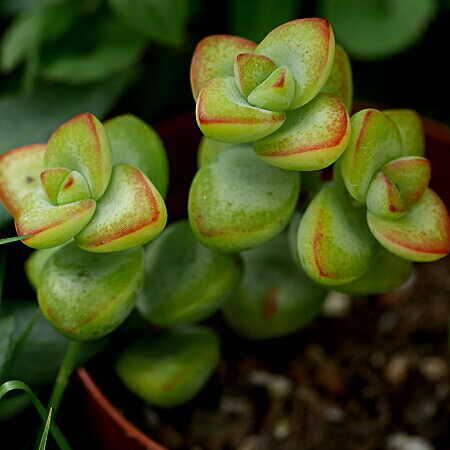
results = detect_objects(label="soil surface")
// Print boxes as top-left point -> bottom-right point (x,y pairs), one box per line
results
90,255 -> 450,450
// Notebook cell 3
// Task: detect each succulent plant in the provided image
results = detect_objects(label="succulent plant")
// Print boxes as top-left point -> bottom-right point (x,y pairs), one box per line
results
189,17 -> 450,297
0,112 -> 169,340
0,112 -> 167,253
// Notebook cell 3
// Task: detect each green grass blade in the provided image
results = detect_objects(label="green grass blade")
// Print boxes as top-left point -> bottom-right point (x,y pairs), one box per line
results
0,235 -> 33,245
0,380 -> 72,450
38,407 -> 52,450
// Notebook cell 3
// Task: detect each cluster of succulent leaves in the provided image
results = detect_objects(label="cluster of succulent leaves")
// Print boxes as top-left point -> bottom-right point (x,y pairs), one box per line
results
1,14 -> 450,423
187,18 -> 450,319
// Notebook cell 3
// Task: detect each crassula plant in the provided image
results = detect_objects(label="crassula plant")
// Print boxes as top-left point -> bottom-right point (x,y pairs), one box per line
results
0,16 -> 450,445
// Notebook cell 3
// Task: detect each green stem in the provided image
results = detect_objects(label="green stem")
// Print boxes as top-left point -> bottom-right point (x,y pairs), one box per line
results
47,340 -> 83,418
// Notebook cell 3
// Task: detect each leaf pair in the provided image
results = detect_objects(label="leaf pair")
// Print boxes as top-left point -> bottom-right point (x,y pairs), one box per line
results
0,113 -> 168,252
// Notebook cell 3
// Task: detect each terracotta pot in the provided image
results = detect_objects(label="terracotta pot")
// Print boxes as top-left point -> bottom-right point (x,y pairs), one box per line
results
74,108 -> 450,450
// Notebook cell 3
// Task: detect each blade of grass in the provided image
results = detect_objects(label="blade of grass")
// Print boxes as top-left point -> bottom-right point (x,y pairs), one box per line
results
38,407 -> 52,450
0,380 -> 72,450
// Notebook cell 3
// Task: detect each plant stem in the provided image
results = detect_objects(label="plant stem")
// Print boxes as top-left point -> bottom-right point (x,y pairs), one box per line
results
47,340 -> 83,418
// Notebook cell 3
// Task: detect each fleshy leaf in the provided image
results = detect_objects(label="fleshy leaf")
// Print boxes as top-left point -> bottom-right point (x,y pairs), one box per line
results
247,65 -> 295,111
196,76 -> 286,143
44,113 -> 112,200
380,156 -> 431,206
188,146 -> 300,253
333,243 -> 412,296
190,34 -> 257,100
234,53 -> 277,98
0,144 -> 46,216
366,172 -> 407,220
297,184 -> 377,285
40,168 -> 71,205
253,93 -> 350,170
15,192 -> 96,249
137,220 -> 242,327
37,242 -> 144,340
321,43 -> 353,113
340,108 -> 403,202
255,18 -> 335,109
222,232 -> 327,339
367,188 -> 450,262
115,325 -> 220,408
104,114 -> 169,198
56,170 -> 91,205
74,163 -> 167,252
383,109 -> 425,157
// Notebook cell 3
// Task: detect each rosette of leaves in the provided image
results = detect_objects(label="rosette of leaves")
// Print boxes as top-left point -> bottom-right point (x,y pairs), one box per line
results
188,18 -> 353,254
297,108 -> 450,291
0,113 -> 168,340
190,18 -> 352,171
0,112 -> 167,252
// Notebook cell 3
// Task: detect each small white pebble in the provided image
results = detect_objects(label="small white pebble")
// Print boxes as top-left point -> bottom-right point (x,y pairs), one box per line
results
384,354 -> 409,385
273,416 -> 291,440
322,291 -> 352,317
419,356 -> 449,382
324,404 -> 344,423
384,432 -> 435,450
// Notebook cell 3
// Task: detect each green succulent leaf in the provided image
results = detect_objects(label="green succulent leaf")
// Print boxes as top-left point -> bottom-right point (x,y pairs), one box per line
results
247,65 -> 295,111
0,144 -> 46,216
137,220 -> 243,327
234,53 -> 277,98
340,108 -> 403,202
74,163 -> 167,253
38,242 -> 145,340
190,34 -> 257,100
104,114 -> 169,199
320,43 -> 353,113
255,18 -> 335,109
253,92 -> 350,171
333,243 -> 412,296
45,113 -> 112,201
367,188 -> 450,262
16,192 -> 96,249
383,109 -> 425,157
222,232 -> 327,339
188,145 -> 300,253
196,76 -> 286,143
319,0 -> 438,61
297,184 -> 377,285
115,325 -> 220,408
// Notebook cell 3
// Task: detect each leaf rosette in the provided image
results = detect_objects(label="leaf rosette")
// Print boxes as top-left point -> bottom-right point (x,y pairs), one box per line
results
0,113 -> 167,252
190,18 -> 352,171
297,108 -> 450,289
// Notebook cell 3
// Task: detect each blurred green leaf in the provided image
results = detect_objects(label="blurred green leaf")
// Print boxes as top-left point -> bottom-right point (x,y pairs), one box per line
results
0,1 -> 78,73
1,301 -> 106,388
228,0 -> 301,42
319,0 -> 439,61
0,316 -> 14,378
0,0 -> 65,16
107,0 -> 189,47
0,73 -> 131,155
41,17 -> 147,84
